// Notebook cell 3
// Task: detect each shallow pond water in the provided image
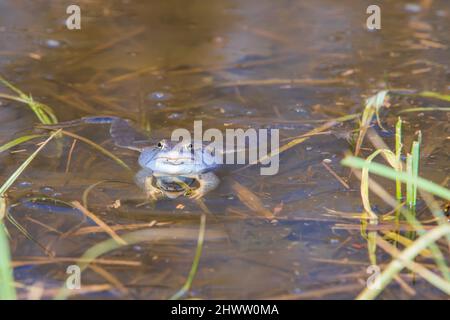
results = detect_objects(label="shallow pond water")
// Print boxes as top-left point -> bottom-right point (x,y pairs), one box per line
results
0,0 -> 449,299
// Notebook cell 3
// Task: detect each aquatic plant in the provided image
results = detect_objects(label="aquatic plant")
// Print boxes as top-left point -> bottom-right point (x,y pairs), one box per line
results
342,105 -> 450,299
0,130 -> 61,299
0,75 -> 58,125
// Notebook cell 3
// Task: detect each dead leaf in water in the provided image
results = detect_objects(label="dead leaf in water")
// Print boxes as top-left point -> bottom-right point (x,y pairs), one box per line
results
230,179 -> 274,219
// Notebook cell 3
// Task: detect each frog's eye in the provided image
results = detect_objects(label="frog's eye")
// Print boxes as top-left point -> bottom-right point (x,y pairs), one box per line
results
184,143 -> 195,153
157,141 -> 164,148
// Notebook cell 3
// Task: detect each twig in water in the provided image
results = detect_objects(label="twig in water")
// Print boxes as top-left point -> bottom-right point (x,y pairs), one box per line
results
71,201 -> 127,245
322,160 -> 350,189
65,138 -> 78,173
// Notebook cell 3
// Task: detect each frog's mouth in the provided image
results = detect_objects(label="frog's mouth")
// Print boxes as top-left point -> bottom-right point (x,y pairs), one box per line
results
159,157 -> 194,165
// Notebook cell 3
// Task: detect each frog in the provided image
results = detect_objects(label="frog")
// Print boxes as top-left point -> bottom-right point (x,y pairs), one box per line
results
136,138 -> 220,200
40,116 -> 221,200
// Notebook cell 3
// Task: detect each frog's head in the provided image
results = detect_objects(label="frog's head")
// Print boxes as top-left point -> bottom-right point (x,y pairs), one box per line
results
138,139 -> 218,175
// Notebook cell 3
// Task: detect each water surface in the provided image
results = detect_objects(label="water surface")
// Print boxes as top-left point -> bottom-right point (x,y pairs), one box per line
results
0,0 -> 449,299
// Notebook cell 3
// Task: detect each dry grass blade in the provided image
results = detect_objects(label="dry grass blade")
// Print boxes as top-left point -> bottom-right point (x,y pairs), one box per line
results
381,231 -> 432,258
65,138 -> 78,173
71,222 -> 157,236
88,264 -> 128,295
55,226 -> 226,299
6,214 -> 54,257
0,196 -> 5,222
357,227 -> 450,300
360,149 -> 398,221
67,26 -> 145,65
71,201 -> 127,245
321,160 -> 350,189
354,91 -> 389,157
13,257 -> 140,268
216,78 -> 347,88
268,284 -> 363,300
240,114 -> 359,172
82,180 -> 130,208
377,238 -> 450,291
57,130 -> 131,172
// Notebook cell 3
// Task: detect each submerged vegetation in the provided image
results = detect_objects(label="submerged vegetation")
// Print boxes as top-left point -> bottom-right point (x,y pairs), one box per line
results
1,73 -> 448,299
0,0 -> 449,300
0,130 -> 61,299
0,75 -> 57,125
342,90 -> 450,299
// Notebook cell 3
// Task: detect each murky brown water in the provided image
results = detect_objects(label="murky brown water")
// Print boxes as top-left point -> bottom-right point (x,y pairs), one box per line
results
0,0 -> 449,299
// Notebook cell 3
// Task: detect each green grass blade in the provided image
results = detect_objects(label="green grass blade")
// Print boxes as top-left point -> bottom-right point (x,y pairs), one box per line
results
0,130 -> 61,196
0,75 -> 24,96
0,219 -> 16,300
0,135 -> 45,154
411,139 -> 421,208
406,154 -> 413,209
418,91 -> 450,102
0,75 -> 58,124
341,156 -> 450,201
0,131 -> 61,281
395,118 -> 402,202
169,214 -> 206,300
398,107 -> 450,114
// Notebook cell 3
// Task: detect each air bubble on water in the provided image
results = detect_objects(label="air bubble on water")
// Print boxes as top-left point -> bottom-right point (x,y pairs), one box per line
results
330,238 -> 340,245
154,102 -> 166,109
45,39 -> 61,48
18,181 -> 32,188
148,91 -> 173,101
294,107 -> 307,114
41,186 -> 54,194
404,3 -> 421,13
168,113 -> 182,119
